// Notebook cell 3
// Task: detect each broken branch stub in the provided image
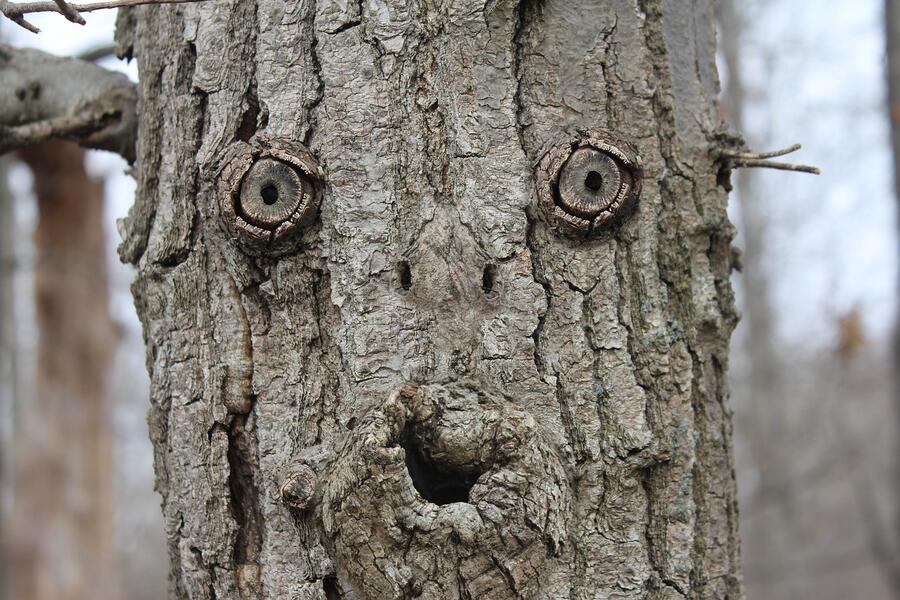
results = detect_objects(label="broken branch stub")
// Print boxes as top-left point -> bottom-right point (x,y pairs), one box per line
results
535,131 -> 643,237
280,465 -> 318,511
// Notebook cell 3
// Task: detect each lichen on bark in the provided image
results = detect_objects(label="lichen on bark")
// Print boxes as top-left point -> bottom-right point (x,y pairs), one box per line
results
119,0 -> 742,598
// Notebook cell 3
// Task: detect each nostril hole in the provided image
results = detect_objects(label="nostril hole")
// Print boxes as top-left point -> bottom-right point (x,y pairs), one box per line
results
482,264 -> 498,299
400,426 -> 481,505
323,576 -> 343,600
260,183 -> 279,205
397,260 -> 412,293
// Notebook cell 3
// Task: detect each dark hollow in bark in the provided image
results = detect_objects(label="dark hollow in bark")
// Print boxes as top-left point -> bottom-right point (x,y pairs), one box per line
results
399,424 -> 483,505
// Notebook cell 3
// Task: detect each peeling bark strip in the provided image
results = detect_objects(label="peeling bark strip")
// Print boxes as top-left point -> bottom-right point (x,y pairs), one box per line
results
120,0 -> 742,598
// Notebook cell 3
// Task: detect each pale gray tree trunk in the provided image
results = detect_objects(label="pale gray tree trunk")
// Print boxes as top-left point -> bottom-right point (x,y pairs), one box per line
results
117,1 -> 743,598
9,142 -> 120,600
0,155 -> 12,600
717,2 -> 800,595
884,0 -> 900,593
717,0 -> 780,406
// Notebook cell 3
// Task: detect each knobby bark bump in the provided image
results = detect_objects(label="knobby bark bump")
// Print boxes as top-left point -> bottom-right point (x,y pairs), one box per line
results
118,1 -> 743,598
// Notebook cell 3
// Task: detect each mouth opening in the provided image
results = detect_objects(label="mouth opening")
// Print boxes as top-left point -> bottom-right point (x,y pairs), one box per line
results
399,425 -> 481,505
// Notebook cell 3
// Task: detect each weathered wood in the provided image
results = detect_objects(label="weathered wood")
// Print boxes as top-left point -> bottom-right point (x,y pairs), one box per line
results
120,1 -> 742,598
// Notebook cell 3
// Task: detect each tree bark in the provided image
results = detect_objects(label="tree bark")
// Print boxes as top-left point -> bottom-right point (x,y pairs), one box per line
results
119,1 -> 742,598
9,142 -> 120,600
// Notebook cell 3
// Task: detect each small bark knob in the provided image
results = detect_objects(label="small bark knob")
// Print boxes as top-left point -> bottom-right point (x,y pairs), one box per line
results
280,464 -> 318,511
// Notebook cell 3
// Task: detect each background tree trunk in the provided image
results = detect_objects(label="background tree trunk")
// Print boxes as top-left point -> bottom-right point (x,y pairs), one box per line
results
9,142 -> 120,600
118,1 -> 742,598
717,2 -> 804,595
0,155 -> 12,600
884,0 -> 900,592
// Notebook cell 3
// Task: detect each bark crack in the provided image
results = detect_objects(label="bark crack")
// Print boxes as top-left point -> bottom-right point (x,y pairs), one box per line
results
305,0 -> 325,146
511,0 -> 529,159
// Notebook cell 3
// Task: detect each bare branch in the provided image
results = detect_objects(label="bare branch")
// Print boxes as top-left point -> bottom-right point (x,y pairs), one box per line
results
0,110 -> 117,154
78,44 -> 116,62
719,143 -> 821,175
1,0 -> 207,33
0,1 -> 39,32
0,44 -> 136,160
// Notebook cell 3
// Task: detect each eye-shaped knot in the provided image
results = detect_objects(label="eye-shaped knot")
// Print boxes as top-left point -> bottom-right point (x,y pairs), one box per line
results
535,132 -> 642,236
215,136 -> 323,255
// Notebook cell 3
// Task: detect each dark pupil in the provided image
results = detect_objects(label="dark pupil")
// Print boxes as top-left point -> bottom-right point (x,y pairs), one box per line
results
261,184 -> 279,205
584,170 -> 603,192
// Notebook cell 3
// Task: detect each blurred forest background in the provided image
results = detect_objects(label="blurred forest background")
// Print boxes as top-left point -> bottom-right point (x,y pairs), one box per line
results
1,1 -> 898,599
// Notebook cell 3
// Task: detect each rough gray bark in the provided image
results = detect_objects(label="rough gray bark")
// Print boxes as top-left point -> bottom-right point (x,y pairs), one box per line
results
119,1 -> 742,598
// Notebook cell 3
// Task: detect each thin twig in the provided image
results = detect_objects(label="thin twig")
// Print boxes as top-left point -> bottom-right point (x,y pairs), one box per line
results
727,158 -> 821,175
1,0 -> 206,33
723,143 -> 802,160
720,143 -> 820,175
0,1 -> 39,31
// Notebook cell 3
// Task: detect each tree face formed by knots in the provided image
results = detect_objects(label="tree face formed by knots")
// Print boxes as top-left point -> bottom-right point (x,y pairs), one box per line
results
116,2 -> 745,599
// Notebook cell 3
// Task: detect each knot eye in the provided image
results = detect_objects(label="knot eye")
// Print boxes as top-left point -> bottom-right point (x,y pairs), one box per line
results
536,132 -> 642,236
238,158 -> 307,229
216,137 -> 322,255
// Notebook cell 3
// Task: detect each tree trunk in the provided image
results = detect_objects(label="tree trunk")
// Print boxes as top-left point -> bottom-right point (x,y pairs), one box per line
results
884,0 -> 900,592
0,155 -> 12,600
717,0 -> 780,398
10,142 -> 120,600
118,1 -> 742,598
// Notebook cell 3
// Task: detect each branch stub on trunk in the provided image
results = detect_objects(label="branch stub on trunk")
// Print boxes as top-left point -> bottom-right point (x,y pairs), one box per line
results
215,135 -> 323,256
535,131 -> 643,237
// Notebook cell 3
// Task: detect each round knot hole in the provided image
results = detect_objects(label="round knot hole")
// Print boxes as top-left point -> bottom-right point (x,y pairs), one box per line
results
261,184 -> 279,205
536,136 -> 642,231
584,170 -> 603,192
